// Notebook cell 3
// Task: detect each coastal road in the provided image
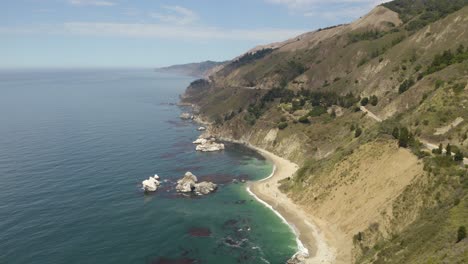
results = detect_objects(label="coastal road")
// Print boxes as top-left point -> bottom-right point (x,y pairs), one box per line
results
360,106 -> 468,165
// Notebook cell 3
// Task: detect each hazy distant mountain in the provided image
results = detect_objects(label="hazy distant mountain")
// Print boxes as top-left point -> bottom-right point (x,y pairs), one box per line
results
155,60 -> 227,78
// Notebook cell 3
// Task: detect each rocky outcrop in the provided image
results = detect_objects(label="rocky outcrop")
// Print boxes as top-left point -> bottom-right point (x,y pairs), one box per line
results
194,181 -> 217,195
286,253 -> 307,264
193,138 -> 208,144
195,138 -> 225,152
180,112 -> 193,120
176,172 -> 198,193
142,174 -> 161,192
176,171 -> 217,195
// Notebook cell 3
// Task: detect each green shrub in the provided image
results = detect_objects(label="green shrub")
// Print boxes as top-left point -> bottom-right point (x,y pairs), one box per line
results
278,122 -> 288,130
398,79 -> 415,94
454,150 -> 464,162
355,127 -> 362,137
298,116 -> 309,124
446,143 -> 452,156
435,79 -> 444,89
457,226 -> 466,243
398,127 -> 410,148
370,95 -> 378,106
308,106 -> 327,117
391,127 -> 399,139
360,97 -> 369,106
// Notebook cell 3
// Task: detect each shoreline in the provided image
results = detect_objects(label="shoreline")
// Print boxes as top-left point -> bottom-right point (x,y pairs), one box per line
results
220,138 -> 337,263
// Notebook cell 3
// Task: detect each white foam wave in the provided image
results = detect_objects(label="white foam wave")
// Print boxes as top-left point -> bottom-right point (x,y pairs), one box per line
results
246,186 -> 309,258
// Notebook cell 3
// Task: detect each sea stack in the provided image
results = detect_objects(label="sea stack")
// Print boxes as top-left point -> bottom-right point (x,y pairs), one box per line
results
195,138 -> 225,152
142,174 -> 161,192
176,171 -> 217,195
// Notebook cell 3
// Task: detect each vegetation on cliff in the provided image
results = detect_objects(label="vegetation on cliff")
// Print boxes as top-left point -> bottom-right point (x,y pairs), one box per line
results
181,0 -> 468,262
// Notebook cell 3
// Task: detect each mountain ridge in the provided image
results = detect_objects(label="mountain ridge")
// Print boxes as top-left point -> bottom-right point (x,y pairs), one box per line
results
181,1 -> 468,263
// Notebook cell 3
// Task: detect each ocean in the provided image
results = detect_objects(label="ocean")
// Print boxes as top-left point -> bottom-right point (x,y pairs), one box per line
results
0,69 -> 296,264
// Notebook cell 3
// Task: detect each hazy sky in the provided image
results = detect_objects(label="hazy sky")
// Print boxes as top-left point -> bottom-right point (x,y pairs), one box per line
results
1,0 -> 386,68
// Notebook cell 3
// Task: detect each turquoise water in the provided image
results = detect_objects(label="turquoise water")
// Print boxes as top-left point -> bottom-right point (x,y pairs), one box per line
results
0,69 -> 296,263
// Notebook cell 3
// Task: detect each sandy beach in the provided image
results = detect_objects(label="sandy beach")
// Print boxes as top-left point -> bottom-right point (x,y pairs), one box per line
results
244,145 -> 338,264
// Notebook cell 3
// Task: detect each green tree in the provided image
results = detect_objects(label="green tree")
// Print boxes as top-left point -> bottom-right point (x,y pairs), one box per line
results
360,97 -> 369,106
392,127 -> 400,139
454,150 -> 464,162
457,226 -> 466,243
446,143 -> 452,156
398,127 -> 410,148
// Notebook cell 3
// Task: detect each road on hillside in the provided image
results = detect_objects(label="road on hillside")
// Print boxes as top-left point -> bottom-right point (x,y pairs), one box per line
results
360,106 -> 468,165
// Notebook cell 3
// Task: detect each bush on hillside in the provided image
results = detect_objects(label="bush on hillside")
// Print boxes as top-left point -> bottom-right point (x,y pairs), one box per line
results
360,97 -> 369,106
446,143 -> 452,156
398,78 -> 415,94
278,122 -> 288,130
370,95 -> 378,106
398,127 -> 410,148
355,127 -> 362,138
457,226 -> 466,243
392,127 -> 400,139
454,150 -> 464,162
298,116 -> 310,124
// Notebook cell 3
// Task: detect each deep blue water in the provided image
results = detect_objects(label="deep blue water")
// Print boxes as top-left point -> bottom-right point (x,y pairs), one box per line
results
0,69 -> 296,264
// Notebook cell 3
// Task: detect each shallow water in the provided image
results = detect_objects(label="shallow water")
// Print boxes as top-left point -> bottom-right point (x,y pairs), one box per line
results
0,69 -> 296,264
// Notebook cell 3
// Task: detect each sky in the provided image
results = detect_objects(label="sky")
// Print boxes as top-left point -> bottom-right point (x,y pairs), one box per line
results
1,0 -> 386,69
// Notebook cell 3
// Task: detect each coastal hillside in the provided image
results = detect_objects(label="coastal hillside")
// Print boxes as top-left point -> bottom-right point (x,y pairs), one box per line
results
155,60 -> 226,78
181,0 -> 468,263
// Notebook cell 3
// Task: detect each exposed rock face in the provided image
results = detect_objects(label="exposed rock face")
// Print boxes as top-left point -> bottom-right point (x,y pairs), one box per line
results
193,138 -> 208,144
287,253 -> 307,264
176,172 -> 217,195
180,112 -> 193,120
195,139 -> 225,152
194,181 -> 217,195
142,175 -> 161,192
176,172 -> 198,193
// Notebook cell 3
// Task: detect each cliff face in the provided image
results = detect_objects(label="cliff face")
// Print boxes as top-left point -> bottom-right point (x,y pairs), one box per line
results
182,1 -> 468,263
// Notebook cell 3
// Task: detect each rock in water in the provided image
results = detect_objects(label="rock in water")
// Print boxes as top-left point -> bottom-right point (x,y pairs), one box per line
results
142,175 -> 161,192
195,139 -> 225,152
180,112 -> 192,120
192,138 -> 207,144
194,181 -> 217,195
176,172 -> 198,193
176,172 -> 217,195
197,126 -> 206,131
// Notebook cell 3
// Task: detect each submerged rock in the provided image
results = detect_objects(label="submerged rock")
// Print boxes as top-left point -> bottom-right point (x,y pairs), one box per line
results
142,175 -> 161,192
176,172 -> 198,193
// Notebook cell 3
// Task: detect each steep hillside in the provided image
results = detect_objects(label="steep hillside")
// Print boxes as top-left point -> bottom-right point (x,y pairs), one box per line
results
181,0 -> 468,263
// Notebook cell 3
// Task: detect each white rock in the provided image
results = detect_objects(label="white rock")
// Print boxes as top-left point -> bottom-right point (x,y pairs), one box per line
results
195,141 -> 225,152
193,138 -> 208,144
194,181 -> 217,195
176,171 -> 198,193
180,113 -> 192,120
142,179 -> 157,192
197,126 -> 206,131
